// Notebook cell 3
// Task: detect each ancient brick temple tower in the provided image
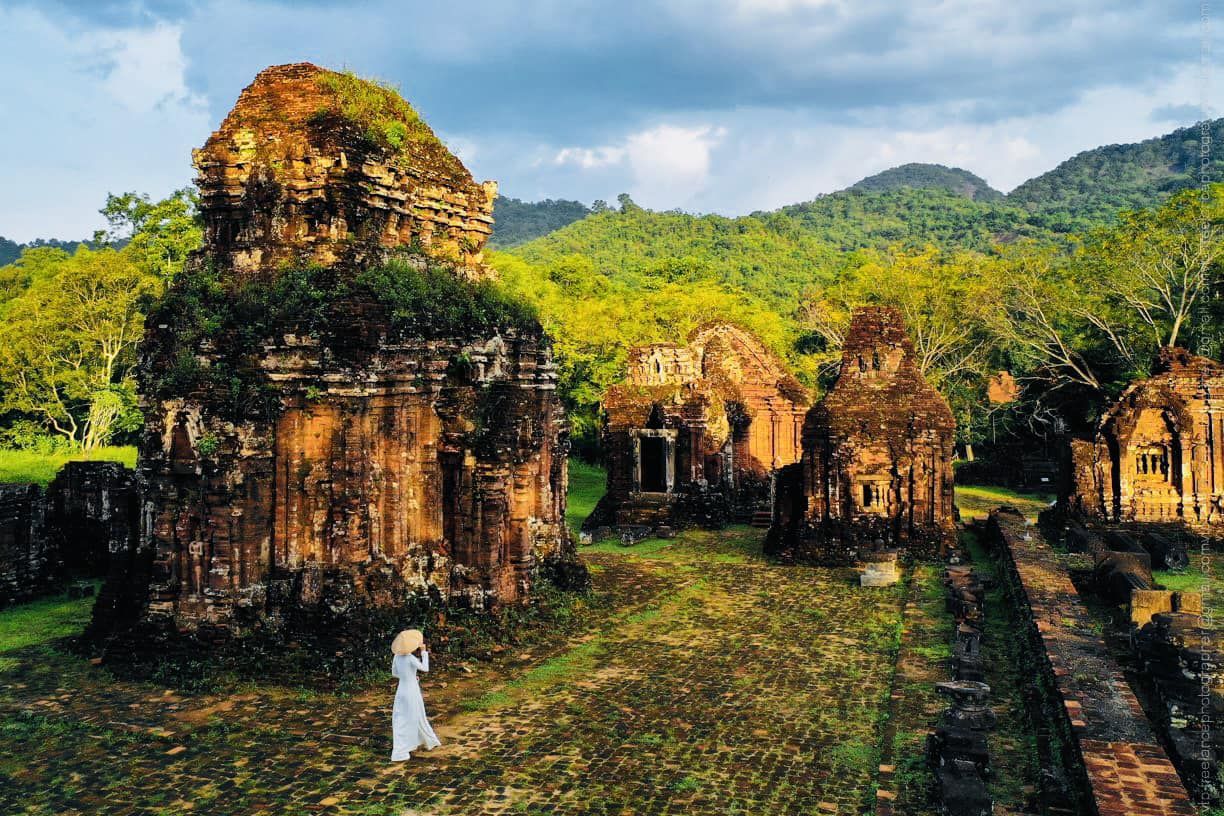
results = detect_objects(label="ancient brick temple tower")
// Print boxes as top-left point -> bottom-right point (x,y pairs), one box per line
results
1068,347 -> 1224,529
91,64 -> 581,643
768,307 -> 956,563
587,323 -> 809,532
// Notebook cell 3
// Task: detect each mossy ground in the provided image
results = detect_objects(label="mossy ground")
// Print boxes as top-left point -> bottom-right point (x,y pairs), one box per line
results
0,471 -> 1069,814
0,462 -> 925,815
954,484 -> 1054,522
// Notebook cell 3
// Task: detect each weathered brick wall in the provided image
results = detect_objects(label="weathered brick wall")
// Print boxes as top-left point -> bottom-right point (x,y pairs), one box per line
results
90,64 -> 581,646
0,483 -> 53,606
986,508 -> 1196,816
128,333 -> 572,638
196,62 -> 496,282
44,461 -> 137,575
594,322 -> 808,531
1069,347 -> 1224,531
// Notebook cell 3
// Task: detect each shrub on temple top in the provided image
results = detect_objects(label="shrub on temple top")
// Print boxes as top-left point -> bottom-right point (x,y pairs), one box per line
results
143,250 -> 540,417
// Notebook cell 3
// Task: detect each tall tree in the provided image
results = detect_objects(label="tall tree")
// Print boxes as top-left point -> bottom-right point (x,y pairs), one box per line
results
95,188 -> 203,281
1079,186 -> 1223,356
0,247 -> 158,449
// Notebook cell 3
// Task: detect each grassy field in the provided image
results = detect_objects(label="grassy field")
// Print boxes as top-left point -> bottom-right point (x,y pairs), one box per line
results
0,446 -> 137,486
955,483 -> 1054,522
0,588 -> 96,672
566,458 -> 605,533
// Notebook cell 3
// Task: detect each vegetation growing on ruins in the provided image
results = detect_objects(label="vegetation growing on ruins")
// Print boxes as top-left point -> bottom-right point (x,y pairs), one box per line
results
141,250 -> 540,419
315,70 -> 436,152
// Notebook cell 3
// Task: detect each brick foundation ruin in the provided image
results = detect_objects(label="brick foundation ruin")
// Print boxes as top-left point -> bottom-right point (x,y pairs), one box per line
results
987,509 -> 1201,815
0,462 -> 136,607
1068,347 -> 1224,530
89,64 -> 582,647
768,306 -> 956,564
587,322 -> 808,534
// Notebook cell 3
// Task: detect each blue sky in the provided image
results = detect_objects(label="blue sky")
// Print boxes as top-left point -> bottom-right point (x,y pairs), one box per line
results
0,0 -> 1212,241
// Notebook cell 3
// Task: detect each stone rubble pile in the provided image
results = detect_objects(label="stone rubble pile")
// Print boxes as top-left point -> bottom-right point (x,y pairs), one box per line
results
928,562 -> 994,816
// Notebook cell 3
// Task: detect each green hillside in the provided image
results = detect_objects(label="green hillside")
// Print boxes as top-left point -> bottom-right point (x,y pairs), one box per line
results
1006,118 -> 1224,232
771,188 -> 1045,252
490,195 -> 591,248
849,163 -> 1003,201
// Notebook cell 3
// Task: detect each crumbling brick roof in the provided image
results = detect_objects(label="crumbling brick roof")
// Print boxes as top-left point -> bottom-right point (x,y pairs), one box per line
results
808,306 -> 954,440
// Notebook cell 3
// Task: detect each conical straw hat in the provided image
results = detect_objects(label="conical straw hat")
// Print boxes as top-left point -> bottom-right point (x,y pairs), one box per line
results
392,629 -> 424,655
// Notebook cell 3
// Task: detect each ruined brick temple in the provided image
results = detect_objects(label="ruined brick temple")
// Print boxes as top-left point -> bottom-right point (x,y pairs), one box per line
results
769,307 -> 956,563
1068,347 -> 1224,530
91,64 -> 581,643
587,323 -> 809,532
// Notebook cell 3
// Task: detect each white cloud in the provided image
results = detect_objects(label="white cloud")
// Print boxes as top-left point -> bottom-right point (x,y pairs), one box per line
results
730,0 -> 843,14
87,24 -> 203,113
553,145 -> 627,169
551,124 -> 726,207
0,9 -> 210,241
625,124 -> 726,204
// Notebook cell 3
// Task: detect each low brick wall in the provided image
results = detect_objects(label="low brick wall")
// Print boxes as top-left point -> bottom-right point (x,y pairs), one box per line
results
986,509 -> 1194,816
0,483 -> 52,606
0,461 -> 137,608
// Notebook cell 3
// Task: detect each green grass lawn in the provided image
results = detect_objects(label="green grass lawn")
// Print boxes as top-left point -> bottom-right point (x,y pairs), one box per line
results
955,483 -> 1054,522
0,588 -> 97,671
566,458 -> 606,533
0,446 -> 137,486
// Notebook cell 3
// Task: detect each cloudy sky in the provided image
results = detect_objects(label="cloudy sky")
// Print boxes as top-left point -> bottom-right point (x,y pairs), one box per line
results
0,0 -> 1212,241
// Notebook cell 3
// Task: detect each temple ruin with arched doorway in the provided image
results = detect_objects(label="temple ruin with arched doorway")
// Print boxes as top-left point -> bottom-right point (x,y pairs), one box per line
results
586,323 -> 809,534
1068,346 -> 1224,529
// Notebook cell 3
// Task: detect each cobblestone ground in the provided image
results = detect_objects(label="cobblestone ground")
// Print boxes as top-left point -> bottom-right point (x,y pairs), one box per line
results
0,528 -> 906,816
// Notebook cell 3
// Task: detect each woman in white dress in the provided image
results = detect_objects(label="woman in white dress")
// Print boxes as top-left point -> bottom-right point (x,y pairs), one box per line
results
390,628 -> 441,762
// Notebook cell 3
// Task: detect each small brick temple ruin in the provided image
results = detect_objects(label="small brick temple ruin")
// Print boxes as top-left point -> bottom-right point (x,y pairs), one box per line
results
586,323 -> 809,533
90,63 -> 582,644
768,306 -> 956,563
1068,346 -> 1224,530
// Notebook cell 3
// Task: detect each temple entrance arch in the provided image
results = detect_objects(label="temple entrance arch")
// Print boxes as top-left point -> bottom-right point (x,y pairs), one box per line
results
631,429 -> 676,495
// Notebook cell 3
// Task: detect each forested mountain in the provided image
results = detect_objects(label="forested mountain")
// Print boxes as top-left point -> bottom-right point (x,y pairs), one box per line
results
1006,117 -> 1224,232
510,187 -> 1055,305
849,163 -> 1002,201
0,236 -> 96,267
489,195 -> 591,248
771,188 -> 1046,252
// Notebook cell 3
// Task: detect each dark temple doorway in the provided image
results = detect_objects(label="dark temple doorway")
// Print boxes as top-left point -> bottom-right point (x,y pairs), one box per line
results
640,436 -> 668,493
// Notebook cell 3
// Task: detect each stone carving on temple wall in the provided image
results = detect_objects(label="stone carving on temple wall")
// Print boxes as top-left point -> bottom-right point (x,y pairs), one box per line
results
1067,346 -> 1224,530
89,64 -> 582,647
768,306 -> 956,563
586,322 -> 809,534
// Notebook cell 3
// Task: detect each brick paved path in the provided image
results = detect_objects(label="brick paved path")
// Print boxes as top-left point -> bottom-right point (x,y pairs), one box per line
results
1,529 -> 906,815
